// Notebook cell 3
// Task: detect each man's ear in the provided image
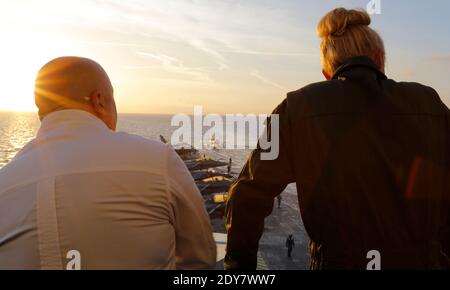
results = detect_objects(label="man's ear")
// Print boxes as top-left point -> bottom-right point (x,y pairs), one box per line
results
90,90 -> 106,115
322,69 -> 331,80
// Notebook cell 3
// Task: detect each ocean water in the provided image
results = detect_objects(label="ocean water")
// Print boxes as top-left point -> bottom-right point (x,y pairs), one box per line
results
0,111 -> 251,172
0,112 -> 39,168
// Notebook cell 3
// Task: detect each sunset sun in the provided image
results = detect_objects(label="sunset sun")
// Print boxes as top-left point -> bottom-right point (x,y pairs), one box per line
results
0,29 -> 76,112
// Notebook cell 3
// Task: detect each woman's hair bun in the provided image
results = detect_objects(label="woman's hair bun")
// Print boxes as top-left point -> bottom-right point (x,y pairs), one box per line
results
317,8 -> 371,38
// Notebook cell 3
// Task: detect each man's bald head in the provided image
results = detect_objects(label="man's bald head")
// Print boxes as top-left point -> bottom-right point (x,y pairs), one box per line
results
35,57 -> 117,130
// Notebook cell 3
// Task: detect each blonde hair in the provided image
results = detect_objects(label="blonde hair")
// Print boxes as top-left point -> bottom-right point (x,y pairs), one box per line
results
317,8 -> 385,75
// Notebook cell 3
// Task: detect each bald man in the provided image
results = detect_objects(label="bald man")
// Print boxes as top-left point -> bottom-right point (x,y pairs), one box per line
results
0,57 -> 216,270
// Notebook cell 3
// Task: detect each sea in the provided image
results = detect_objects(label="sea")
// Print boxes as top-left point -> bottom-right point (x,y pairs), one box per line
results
0,111 -> 251,172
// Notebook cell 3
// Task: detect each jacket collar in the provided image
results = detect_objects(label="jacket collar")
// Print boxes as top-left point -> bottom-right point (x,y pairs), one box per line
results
331,56 -> 387,81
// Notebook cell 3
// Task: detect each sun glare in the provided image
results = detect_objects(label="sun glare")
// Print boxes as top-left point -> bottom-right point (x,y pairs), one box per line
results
0,29 -> 75,112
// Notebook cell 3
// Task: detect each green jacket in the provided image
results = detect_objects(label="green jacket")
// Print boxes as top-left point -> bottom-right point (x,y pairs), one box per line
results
225,56 -> 450,270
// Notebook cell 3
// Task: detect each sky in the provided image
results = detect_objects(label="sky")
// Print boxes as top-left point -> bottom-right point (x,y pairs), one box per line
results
0,0 -> 449,114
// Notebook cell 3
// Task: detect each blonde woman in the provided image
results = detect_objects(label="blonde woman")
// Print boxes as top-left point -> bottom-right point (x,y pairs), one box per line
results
226,8 -> 450,270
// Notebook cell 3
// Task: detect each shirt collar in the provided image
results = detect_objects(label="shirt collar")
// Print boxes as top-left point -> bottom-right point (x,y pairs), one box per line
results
37,109 -> 110,137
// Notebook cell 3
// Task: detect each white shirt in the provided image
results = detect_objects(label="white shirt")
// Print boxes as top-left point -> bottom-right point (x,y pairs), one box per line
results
0,110 -> 216,270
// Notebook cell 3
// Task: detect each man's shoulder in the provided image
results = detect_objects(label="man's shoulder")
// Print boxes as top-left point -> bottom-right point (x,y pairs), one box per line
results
0,132 -> 174,193
108,131 -> 175,163
82,131 -> 174,173
109,131 -> 169,153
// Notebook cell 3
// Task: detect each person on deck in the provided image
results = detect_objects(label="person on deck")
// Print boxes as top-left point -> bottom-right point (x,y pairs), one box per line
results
286,235 -> 295,258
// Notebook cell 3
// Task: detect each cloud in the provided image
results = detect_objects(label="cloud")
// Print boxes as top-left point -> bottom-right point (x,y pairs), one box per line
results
136,51 -> 212,82
0,0 -> 319,114
1,0 -> 317,73
189,39 -> 228,70
76,41 -> 143,47
222,49 -> 315,57
1,1 -> 313,60
250,70 -> 287,90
